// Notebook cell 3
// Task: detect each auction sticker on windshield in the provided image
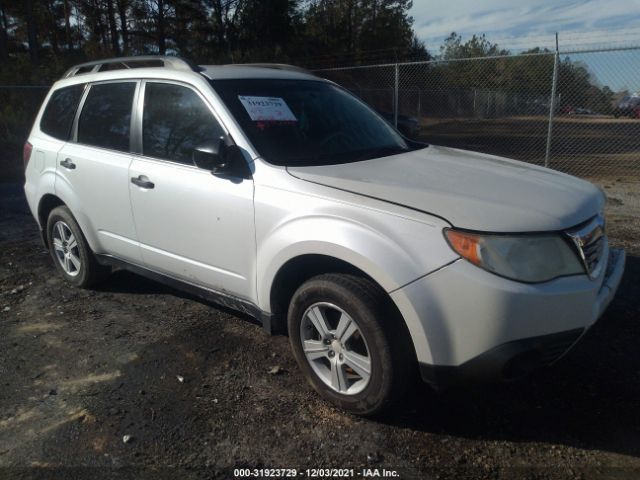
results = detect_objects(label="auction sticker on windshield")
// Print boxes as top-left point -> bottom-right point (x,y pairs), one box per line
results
238,95 -> 297,122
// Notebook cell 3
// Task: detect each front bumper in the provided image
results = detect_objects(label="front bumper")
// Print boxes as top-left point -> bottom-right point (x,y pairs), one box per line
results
391,247 -> 626,388
419,327 -> 585,389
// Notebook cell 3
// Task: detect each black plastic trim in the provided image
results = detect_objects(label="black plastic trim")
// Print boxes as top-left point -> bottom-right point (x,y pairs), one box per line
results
419,327 -> 585,390
95,254 -> 284,334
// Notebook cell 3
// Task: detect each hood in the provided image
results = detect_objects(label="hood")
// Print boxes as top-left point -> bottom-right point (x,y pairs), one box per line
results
287,145 -> 604,232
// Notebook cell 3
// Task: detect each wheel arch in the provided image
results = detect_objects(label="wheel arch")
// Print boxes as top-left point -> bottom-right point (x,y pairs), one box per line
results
37,194 -> 65,248
268,253 -> 419,367
269,254 -> 379,315
49,178 -> 102,252
37,192 -> 100,252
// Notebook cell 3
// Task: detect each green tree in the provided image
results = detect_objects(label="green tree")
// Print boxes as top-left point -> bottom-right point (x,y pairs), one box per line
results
301,0 -> 426,66
439,32 -> 508,60
234,0 -> 300,61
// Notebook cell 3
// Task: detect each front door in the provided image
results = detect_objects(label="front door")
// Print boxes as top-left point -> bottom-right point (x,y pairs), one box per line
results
128,81 -> 256,300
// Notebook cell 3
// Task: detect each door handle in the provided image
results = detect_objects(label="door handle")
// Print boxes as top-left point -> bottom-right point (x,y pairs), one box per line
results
131,175 -> 155,189
60,158 -> 76,170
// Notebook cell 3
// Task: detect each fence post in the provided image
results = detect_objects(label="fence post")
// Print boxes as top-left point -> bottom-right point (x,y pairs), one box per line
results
545,33 -> 560,168
394,63 -> 399,128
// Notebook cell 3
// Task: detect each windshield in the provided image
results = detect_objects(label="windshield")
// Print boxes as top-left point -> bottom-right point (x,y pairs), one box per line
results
210,79 -> 420,166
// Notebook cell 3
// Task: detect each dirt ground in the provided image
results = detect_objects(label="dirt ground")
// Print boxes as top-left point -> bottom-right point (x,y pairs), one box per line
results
421,116 -> 640,177
1,178 -> 639,480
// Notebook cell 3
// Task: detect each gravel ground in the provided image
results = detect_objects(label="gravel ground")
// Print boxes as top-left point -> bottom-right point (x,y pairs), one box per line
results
1,180 -> 639,480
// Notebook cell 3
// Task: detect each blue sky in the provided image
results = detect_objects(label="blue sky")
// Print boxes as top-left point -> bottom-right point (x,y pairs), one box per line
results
409,0 -> 640,91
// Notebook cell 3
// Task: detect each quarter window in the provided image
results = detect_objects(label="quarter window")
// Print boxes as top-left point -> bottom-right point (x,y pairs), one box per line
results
77,82 -> 136,152
143,82 -> 225,165
40,84 -> 85,141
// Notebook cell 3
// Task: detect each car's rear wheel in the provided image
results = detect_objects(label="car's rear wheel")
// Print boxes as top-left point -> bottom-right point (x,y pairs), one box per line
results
288,273 -> 413,415
46,206 -> 110,288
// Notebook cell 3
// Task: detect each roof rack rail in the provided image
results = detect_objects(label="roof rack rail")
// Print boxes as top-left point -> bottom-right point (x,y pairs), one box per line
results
231,63 -> 314,75
61,56 -> 203,79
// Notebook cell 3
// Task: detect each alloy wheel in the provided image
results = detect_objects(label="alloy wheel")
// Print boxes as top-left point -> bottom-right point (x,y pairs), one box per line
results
52,220 -> 81,277
300,302 -> 372,395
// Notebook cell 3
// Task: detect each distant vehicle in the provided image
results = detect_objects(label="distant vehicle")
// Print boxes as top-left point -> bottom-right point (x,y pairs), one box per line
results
559,105 -> 574,115
524,99 -> 549,115
613,96 -> 640,118
377,110 -> 420,138
571,107 -> 597,115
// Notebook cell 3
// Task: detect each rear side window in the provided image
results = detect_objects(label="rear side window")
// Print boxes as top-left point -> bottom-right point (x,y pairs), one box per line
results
142,82 -> 225,165
40,84 -> 85,141
77,82 -> 136,152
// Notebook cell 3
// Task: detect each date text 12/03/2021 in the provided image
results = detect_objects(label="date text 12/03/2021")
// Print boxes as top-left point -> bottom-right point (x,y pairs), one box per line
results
233,468 -> 401,477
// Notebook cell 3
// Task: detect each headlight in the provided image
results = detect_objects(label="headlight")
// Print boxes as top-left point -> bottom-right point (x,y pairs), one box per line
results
444,229 -> 584,283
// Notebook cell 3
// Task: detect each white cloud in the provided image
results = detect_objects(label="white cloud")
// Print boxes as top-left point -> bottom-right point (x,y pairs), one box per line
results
410,0 -> 640,51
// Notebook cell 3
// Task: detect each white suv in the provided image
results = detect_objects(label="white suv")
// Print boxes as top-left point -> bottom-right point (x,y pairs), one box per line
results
24,56 -> 625,415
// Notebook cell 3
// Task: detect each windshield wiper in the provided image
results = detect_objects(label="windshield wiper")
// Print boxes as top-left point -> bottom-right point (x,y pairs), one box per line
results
352,145 -> 408,162
284,145 -> 409,167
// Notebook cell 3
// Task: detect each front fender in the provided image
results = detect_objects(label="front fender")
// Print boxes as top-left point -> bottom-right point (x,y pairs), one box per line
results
258,216 -> 413,302
256,206 -> 457,310
256,210 -> 457,366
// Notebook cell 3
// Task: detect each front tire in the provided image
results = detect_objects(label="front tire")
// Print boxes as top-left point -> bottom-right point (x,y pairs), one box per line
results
46,206 -> 110,288
288,274 -> 413,415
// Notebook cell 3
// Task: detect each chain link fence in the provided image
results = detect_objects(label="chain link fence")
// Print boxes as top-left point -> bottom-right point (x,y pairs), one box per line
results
1,46 -> 639,183
315,45 -> 640,181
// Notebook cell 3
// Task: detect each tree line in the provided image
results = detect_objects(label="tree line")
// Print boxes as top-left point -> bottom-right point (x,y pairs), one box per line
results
0,1 -> 616,115
436,33 -> 616,115
327,32 -> 617,116
0,3 -> 622,182
0,0 -> 428,83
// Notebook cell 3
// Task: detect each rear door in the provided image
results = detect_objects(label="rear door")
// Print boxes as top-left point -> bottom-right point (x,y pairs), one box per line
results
26,84 -> 85,216
128,80 -> 256,300
56,81 -> 142,263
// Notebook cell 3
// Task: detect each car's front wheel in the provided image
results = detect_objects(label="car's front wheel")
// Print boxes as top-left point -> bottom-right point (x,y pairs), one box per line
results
46,206 -> 110,288
288,273 -> 413,415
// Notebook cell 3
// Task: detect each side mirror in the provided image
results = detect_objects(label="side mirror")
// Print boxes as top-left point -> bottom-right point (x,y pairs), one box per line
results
192,139 -> 227,173
193,139 -> 251,178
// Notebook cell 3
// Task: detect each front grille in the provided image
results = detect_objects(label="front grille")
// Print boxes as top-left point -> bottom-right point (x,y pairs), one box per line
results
565,215 -> 606,279
582,232 -> 605,273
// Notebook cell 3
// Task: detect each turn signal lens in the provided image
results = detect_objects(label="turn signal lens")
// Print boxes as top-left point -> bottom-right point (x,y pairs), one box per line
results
445,229 -> 482,265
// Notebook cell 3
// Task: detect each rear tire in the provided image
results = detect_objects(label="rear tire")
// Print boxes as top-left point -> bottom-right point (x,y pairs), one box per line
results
288,273 -> 413,415
46,206 -> 110,288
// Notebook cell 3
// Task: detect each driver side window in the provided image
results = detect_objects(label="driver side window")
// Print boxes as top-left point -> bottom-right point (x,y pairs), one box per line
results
142,82 -> 225,166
